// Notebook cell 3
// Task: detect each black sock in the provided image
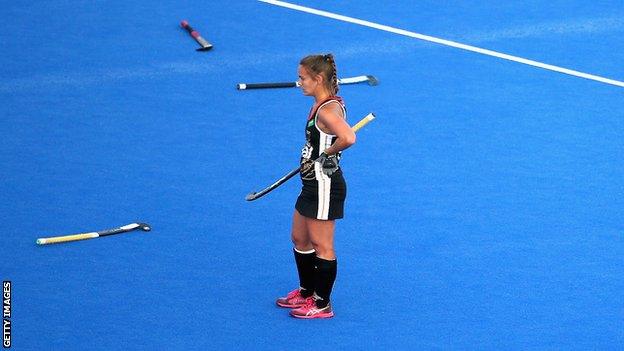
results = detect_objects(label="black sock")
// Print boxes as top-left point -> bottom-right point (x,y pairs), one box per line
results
294,248 -> 316,298
313,256 -> 337,308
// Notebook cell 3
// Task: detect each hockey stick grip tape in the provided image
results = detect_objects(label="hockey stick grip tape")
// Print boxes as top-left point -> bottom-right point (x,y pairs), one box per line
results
351,112 -> 376,132
36,233 -> 99,245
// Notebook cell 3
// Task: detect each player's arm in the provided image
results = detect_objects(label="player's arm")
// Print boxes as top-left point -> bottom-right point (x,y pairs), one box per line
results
316,103 -> 356,156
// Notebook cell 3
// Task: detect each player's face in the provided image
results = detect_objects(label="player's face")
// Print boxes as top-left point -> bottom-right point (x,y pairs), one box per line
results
298,65 -> 320,96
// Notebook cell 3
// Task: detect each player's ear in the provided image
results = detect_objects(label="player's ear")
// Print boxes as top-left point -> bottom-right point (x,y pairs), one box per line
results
315,73 -> 324,85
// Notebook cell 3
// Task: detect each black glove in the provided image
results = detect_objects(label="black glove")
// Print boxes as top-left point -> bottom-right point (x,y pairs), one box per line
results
316,152 -> 339,177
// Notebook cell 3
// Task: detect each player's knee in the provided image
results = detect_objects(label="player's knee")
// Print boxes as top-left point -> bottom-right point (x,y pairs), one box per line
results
291,234 -> 310,248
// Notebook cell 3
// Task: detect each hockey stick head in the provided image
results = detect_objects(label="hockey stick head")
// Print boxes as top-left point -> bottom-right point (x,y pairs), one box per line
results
245,192 -> 258,201
366,75 -> 379,86
137,223 -> 152,231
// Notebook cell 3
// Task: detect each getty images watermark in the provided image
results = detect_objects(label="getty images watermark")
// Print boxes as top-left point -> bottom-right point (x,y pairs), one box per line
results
3,281 -> 10,348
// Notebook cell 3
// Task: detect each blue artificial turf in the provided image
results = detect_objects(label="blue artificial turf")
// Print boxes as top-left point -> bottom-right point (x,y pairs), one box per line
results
1,1 -> 623,349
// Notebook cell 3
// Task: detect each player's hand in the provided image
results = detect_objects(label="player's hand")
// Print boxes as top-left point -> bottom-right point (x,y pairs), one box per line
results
316,153 -> 338,177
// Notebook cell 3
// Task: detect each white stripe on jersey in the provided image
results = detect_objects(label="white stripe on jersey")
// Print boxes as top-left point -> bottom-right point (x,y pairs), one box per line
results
315,129 -> 332,220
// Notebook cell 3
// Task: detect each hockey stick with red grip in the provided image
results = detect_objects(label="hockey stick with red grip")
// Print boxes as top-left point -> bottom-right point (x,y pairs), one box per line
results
181,20 -> 213,51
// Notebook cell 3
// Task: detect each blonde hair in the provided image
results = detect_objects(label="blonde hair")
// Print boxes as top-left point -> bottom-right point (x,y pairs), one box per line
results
300,54 -> 338,95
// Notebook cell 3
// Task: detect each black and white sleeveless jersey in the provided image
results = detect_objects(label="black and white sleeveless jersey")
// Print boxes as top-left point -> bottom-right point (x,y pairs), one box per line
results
300,97 -> 347,180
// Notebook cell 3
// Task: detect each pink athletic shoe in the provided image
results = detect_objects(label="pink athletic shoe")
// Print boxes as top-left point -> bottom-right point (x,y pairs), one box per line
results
289,298 -> 334,319
276,288 -> 312,308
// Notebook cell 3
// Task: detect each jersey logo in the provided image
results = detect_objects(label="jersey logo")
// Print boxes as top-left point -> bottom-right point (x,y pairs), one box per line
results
301,142 -> 313,159
300,160 -> 315,180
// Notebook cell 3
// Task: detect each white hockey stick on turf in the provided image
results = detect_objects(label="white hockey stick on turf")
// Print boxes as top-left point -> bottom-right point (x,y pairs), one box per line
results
36,222 -> 151,245
237,75 -> 378,90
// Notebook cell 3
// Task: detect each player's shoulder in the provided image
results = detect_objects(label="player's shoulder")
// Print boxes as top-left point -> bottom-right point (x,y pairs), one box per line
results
318,97 -> 345,118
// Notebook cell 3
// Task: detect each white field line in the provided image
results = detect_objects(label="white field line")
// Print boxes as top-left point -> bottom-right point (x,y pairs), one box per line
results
259,0 -> 624,88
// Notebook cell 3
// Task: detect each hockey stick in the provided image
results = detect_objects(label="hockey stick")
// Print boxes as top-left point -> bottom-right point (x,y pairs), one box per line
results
180,20 -> 213,51
245,112 -> 376,201
236,75 -> 378,90
36,222 -> 151,245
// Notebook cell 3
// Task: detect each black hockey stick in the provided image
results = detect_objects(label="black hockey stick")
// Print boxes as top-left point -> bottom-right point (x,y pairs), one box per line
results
236,75 -> 378,90
36,222 -> 151,245
246,113 -> 376,201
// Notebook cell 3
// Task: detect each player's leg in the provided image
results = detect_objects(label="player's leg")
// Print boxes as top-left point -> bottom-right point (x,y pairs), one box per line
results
306,218 -> 335,259
290,218 -> 336,318
291,210 -> 316,297
291,209 -> 312,251
276,210 -> 316,308
307,218 -> 337,308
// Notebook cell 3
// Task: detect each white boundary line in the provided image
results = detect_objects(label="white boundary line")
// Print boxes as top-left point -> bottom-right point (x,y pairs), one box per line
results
259,0 -> 624,88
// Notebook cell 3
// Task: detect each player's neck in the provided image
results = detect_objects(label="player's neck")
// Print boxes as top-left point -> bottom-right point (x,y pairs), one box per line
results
313,90 -> 332,103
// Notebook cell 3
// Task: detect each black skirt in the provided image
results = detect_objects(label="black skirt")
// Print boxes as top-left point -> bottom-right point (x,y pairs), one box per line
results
295,170 -> 346,220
